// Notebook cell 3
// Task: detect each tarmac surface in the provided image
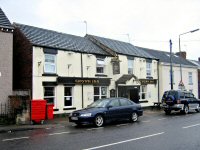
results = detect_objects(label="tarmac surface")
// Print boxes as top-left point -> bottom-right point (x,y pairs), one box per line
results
0,107 -> 160,134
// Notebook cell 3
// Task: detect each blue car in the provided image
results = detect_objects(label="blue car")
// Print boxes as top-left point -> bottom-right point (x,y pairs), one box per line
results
69,97 -> 143,127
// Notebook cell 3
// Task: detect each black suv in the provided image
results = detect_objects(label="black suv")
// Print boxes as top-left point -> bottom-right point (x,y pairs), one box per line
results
162,90 -> 200,115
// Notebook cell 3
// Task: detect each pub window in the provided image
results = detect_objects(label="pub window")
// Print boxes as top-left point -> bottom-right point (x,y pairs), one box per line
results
44,86 -> 55,104
94,86 -> 107,101
64,86 -> 73,107
146,62 -> 152,77
96,58 -> 105,74
44,54 -> 56,73
140,85 -> 147,100
128,59 -> 134,74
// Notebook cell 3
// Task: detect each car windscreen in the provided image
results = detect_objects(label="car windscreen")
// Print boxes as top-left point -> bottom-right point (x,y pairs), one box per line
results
88,99 -> 110,108
167,91 -> 178,100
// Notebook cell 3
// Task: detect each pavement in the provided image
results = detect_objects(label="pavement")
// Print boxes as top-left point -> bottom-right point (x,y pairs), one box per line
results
0,107 -> 162,134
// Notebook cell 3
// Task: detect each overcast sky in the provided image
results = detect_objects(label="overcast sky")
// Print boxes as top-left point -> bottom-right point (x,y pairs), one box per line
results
1,0 -> 200,60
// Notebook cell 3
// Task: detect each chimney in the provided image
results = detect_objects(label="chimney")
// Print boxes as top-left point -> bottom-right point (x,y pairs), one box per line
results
176,51 -> 186,59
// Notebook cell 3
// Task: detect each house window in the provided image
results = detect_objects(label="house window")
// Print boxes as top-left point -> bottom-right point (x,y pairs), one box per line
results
188,72 -> 193,85
128,59 -> 134,74
64,87 -> 73,107
94,86 -> 107,101
96,58 -> 105,74
140,85 -> 147,100
44,86 -> 55,104
44,54 -> 56,73
169,70 -> 174,84
146,62 -> 152,77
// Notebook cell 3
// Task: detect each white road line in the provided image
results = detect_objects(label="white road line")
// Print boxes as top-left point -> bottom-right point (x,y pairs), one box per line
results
142,120 -> 151,123
2,136 -> 29,142
83,132 -> 165,150
49,131 -> 70,136
87,127 -> 104,131
116,123 -> 129,127
182,123 -> 200,129
158,118 -> 167,121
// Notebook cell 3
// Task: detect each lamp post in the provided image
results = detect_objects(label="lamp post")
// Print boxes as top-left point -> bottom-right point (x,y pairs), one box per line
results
178,28 -> 199,89
169,39 -> 173,90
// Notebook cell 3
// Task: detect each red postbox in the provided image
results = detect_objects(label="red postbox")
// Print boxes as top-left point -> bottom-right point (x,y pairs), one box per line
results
46,104 -> 54,119
31,99 -> 46,124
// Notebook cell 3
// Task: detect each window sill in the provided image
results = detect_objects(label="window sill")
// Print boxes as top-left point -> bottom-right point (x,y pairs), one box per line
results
63,107 -> 76,110
95,74 -> 107,77
188,83 -> 193,85
42,73 -> 58,76
53,108 -> 59,111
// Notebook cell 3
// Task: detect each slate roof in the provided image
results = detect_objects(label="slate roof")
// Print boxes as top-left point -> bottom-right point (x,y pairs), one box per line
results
14,23 -> 110,55
86,34 -> 157,59
190,60 -> 200,68
139,46 -> 196,66
0,8 -> 13,29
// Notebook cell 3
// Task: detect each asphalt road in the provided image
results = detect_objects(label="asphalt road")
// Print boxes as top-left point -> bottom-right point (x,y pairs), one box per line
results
1,110 -> 200,150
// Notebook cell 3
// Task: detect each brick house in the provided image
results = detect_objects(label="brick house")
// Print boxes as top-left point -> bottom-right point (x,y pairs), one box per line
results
0,8 -> 14,104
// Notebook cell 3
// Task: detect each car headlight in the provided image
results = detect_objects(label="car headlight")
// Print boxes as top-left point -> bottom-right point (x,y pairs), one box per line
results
80,113 -> 92,117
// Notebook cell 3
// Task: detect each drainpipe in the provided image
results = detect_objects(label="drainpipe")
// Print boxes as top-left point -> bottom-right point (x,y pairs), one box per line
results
81,53 -> 84,108
157,60 -> 160,103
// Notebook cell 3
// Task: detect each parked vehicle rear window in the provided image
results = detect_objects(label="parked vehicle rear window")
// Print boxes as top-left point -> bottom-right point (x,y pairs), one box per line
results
167,91 -> 178,100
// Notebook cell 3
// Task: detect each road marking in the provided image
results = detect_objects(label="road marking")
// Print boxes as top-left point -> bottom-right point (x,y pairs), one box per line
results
182,123 -> 200,129
142,120 -> 151,123
116,123 -> 129,127
49,131 -> 70,136
83,132 -> 164,150
158,118 -> 167,120
2,136 -> 29,142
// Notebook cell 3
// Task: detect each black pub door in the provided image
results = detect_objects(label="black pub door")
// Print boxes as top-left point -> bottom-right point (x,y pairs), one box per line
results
130,88 -> 139,103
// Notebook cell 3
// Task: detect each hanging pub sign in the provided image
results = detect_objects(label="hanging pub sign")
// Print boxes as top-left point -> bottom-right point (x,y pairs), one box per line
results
139,79 -> 157,85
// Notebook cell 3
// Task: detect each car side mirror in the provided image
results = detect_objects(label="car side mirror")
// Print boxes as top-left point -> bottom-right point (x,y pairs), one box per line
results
107,105 -> 112,109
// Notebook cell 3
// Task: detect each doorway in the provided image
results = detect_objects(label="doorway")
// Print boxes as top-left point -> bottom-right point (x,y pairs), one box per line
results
130,88 -> 139,103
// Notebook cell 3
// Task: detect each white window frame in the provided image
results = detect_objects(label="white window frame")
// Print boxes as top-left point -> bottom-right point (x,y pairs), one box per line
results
64,86 -> 74,107
93,86 -> 108,101
44,86 -> 55,105
146,62 -> 152,77
188,72 -> 193,85
44,54 -> 56,73
140,85 -> 147,100
128,59 -> 134,74
96,58 -> 105,74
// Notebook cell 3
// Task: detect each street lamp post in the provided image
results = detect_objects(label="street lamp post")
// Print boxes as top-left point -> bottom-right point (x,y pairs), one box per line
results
178,28 -> 199,89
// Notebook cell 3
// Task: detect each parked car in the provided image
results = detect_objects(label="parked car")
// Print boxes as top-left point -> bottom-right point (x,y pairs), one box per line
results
162,90 -> 200,115
69,97 -> 143,127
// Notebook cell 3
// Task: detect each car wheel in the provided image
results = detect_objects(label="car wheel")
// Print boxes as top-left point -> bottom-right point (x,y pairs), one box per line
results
183,105 -> 189,114
164,110 -> 171,115
94,115 -> 104,127
130,112 -> 138,122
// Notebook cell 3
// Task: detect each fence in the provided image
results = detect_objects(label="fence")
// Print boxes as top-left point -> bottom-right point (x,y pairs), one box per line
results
0,101 -> 15,124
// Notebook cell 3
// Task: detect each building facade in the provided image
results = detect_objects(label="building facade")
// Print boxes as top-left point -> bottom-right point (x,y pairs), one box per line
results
142,48 -> 198,100
14,23 -> 159,114
190,58 -> 200,99
0,8 -> 13,104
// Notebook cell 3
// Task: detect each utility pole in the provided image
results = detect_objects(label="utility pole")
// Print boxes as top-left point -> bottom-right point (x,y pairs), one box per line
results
169,39 -> 173,90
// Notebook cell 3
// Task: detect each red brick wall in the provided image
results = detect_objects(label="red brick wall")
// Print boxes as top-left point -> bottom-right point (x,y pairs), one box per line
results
13,27 -> 32,93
